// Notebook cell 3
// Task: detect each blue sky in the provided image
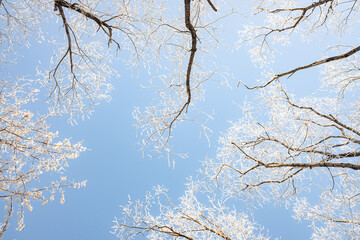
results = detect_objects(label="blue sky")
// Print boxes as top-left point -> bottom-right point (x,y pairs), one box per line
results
1,3 -> 332,239
4,50 -> 314,240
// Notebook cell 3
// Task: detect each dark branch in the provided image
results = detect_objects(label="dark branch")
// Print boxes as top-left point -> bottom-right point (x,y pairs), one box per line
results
271,0 -> 333,13
242,45 -> 360,89
258,0 -> 334,37
207,0 -> 218,12
266,162 -> 360,170
231,141 -> 360,172
54,0 -> 120,49
168,0 -> 197,130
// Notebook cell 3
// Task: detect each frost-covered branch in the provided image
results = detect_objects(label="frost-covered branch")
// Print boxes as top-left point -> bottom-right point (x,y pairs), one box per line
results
54,0 -> 121,49
112,184 -> 269,240
0,80 -> 86,232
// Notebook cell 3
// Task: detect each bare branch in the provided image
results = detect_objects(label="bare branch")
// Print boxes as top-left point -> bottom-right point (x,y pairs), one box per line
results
265,162 -> 360,170
168,0 -> 198,131
207,0 -> 218,12
241,45 -> 360,89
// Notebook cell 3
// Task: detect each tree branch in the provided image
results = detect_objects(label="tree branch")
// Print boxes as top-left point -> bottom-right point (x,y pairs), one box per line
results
207,0 -> 217,12
54,0 -> 120,49
266,162 -> 360,170
242,45 -> 360,89
0,197 -> 12,238
281,88 -> 360,136
168,0 -> 197,130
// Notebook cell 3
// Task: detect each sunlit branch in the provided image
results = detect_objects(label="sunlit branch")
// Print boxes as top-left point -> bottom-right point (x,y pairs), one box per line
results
0,197 -> 12,238
281,88 -> 360,136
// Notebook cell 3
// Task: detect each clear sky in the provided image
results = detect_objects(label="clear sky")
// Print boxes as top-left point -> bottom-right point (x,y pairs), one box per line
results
2,2 -> 332,239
